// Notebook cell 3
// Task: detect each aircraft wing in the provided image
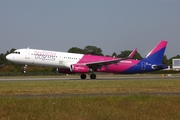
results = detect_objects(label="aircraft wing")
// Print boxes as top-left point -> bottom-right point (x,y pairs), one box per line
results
83,58 -> 127,69
78,48 -> 137,69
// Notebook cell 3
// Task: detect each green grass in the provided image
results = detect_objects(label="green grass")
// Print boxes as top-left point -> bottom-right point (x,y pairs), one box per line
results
0,79 -> 180,95
0,96 -> 180,120
0,76 -> 180,119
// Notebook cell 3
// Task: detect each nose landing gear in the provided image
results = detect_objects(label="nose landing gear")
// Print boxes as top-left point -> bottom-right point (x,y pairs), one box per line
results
23,65 -> 27,73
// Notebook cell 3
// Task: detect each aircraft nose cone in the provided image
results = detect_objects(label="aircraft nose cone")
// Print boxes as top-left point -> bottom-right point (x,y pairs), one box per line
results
6,54 -> 13,61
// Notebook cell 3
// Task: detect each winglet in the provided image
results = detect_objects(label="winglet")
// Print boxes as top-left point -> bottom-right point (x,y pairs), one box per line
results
128,48 -> 137,58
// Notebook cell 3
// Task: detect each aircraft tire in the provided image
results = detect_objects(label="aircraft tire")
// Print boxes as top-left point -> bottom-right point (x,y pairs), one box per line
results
80,74 -> 86,79
90,74 -> 96,79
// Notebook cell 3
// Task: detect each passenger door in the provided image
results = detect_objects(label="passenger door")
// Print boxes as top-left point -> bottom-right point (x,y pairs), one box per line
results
25,49 -> 30,59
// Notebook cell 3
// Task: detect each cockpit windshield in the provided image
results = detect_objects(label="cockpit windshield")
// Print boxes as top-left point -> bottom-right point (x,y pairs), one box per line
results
12,51 -> 20,54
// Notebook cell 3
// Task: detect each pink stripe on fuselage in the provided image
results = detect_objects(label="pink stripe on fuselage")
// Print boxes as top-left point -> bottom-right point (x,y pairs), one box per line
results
97,59 -> 140,73
77,54 -> 140,73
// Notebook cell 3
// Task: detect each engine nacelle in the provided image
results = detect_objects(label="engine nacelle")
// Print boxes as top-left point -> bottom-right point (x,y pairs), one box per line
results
70,64 -> 90,73
57,68 -> 73,74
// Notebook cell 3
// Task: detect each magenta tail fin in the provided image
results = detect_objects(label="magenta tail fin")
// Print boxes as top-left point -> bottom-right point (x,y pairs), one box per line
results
144,40 -> 168,63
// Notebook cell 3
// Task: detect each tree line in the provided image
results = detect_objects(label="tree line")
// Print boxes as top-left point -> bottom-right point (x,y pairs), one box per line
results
0,46 -> 180,73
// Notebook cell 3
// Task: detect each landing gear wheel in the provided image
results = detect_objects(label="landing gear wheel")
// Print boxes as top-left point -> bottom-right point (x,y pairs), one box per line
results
90,74 -> 96,79
23,65 -> 27,74
80,74 -> 86,79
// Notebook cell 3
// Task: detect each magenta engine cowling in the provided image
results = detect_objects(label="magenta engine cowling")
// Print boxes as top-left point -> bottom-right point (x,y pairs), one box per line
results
70,64 -> 90,73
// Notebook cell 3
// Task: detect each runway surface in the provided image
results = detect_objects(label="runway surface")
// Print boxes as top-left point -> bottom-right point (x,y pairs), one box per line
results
0,74 -> 180,81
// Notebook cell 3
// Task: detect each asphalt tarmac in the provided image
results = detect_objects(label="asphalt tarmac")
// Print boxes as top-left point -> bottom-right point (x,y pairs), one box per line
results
0,74 -> 180,81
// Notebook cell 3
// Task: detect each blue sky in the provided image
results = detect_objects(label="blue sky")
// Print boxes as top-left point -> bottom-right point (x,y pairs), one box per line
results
0,0 -> 180,58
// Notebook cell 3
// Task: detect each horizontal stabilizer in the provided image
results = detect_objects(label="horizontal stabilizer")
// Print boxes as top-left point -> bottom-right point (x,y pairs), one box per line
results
152,64 -> 168,70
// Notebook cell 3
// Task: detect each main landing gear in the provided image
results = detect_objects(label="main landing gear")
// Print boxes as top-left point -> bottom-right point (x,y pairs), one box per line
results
80,73 -> 97,79
90,74 -> 96,79
80,69 -> 96,79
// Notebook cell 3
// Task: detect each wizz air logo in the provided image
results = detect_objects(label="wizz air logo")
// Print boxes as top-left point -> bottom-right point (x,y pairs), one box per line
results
34,51 -> 56,61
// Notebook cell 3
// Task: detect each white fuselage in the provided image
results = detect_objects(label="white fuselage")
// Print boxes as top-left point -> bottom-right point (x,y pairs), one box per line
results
6,48 -> 83,68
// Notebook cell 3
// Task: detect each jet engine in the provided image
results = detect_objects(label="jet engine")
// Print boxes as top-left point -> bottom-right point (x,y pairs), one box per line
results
70,64 -> 90,73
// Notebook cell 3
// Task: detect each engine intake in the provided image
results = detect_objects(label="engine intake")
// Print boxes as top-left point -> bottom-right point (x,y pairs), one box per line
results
70,64 -> 90,73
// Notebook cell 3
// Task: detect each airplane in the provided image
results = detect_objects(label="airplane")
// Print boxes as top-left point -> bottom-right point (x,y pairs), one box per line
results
6,40 -> 168,79
5,47 -> 137,79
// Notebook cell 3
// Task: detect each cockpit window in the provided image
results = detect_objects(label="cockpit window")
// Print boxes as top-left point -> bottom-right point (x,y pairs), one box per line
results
12,51 -> 20,54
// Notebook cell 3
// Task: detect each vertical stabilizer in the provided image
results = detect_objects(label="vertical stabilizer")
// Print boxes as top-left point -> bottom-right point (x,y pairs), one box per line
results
144,40 -> 168,63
